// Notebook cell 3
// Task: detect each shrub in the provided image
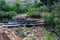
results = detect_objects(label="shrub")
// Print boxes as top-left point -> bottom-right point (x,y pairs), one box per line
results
23,36 -> 39,40
7,11 -> 17,17
43,34 -> 56,40
52,3 -> 60,17
0,11 -> 5,19
43,27 -> 57,40
26,6 -> 47,18
3,11 -> 16,19
0,0 -> 12,11
38,5 -> 47,12
20,6 -> 28,13
42,13 -> 55,28
54,18 -> 60,25
12,2 -> 27,13
17,28 -> 27,37
53,18 -> 60,36
42,3 -> 60,38
42,5 -> 60,37
26,7 -> 41,18
0,11 -> 17,22
54,25 -> 60,35
12,2 -> 21,13
0,11 -> 16,20
52,3 -> 60,36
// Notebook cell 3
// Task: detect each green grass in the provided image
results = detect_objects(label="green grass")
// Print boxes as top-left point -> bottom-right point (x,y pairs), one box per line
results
43,28 -> 57,40
43,34 -> 57,40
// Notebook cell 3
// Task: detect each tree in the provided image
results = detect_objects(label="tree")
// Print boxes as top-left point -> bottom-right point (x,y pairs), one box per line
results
40,0 -> 58,12
52,3 -> 60,36
12,2 -> 21,13
40,0 -> 58,5
0,11 -> 5,19
34,0 -> 38,7
0,0 -> 12,11
4,11 -> 17,19
0,0 -> 5,10
2,4 -> 12,11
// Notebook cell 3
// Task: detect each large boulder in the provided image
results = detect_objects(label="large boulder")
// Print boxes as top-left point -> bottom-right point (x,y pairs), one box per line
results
12,14 -> 29,22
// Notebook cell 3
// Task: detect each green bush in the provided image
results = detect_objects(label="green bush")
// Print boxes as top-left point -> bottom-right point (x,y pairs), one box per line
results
38,6 -> 47,12
54,25 -> 60,35
17,28 -> 27,38
20,6 -> 28,13
42,12 -> 60,36
52,3 -> 60,36
52,3 -> 60,17
12,2 -> 21,13
2,4 -> 12,11
43,27 -> 57,40
3,11 -> 16,18
42,3 -> 60,37
27,7 -> 40,16
0,11 -> 17,21
12,2 -> 27,13
42,13 -> 55,28
43,34 -> 56,40
0,0 -> 12,11
54,18 -> 60,25
53,18 -> 60,36
26,6 -> 47,17
0,11 -> 5,19
24,36 -> 38,40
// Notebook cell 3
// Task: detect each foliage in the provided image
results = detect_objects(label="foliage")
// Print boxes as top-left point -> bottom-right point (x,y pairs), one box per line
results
42,13 -> 55,28
54,25 -> 60,36
43,28 -> 57,40
40,0 -> 58,5
0,11 -> 5,19
0,0 -> 12,11
17,28 -> 27,37
33,0 -> 38,7
23,36 -> 39,40
52,3 -> 60,17
12,2 -> 28,13
27,7 -> 40,16
26,5 -> 48,18
0,0 -> 5,10
5,11 -> 17,18
2,19 -> 12,22
0,10 -> 17,22
20,6 -> 28,13
52,3 -> 60,36
43,34 -> 56,40
40,0 -> 59,12
17,28 -> 24,33
42,3 -> 60,37
53,18 -> 60,36
2,4 -> 12,11
12,2 -> 21,13
54,18 -> 60,25
0,11 -> 16,20
42,12 -> 60,35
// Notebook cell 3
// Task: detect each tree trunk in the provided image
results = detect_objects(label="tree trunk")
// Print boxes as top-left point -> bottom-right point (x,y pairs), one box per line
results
47,0 -> 51,12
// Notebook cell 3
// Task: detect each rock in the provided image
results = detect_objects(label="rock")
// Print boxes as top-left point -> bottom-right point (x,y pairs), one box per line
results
12,16 -> 28,22
0,32 -> 10,40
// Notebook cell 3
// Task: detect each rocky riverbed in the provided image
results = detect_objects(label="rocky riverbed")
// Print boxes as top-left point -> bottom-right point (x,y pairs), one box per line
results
17,26 -> 47,40
0,26 -> 23,40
